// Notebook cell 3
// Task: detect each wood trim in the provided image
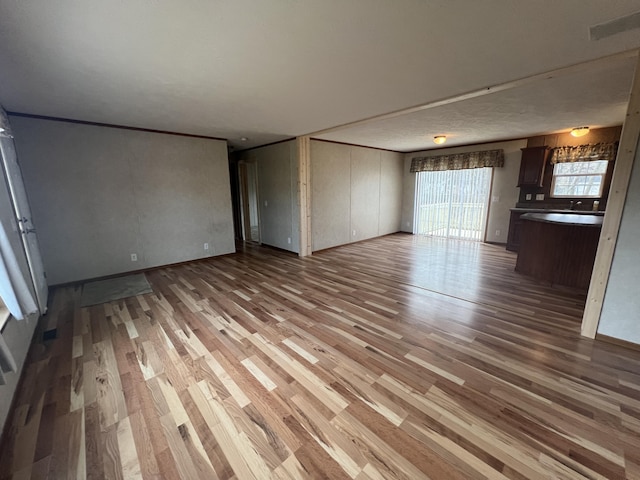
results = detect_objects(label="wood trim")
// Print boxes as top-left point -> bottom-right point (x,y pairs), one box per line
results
235,137 -> 296,152
297,136 -> 312,256
7,111 -> 227,142
596,333 -> 640,352
483,167 -> 495,242
310,137 -> 404,154
581,53 -> 640,338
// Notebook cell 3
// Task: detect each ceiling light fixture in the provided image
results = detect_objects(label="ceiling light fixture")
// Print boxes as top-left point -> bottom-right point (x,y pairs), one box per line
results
433,135 -> 447,145
240,137 -> 248,142
570,126 -> 589,137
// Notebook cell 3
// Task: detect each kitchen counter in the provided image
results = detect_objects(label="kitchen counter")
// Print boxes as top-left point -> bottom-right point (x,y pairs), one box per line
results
515,213 -> 602,290
520,212 -> 603,227
510,207 -> 605,216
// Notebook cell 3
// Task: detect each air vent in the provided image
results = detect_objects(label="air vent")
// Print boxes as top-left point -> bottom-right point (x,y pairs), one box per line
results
590,11 -> 640,41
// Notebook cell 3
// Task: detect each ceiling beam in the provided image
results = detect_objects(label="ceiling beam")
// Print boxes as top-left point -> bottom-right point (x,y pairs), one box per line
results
308,49 -> 639,139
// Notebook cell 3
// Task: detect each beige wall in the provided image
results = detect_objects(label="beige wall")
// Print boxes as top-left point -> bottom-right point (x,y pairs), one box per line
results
598,144 -> 640,344
11,116 -> 235,285
401,139 -> 527,242
237,141 -> 300,253
311,140 -> 403,251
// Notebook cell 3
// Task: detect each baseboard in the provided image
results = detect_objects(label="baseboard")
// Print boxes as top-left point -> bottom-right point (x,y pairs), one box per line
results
596,333 -> 640,352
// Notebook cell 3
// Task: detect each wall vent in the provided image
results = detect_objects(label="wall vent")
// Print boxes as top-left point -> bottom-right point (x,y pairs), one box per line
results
590,11 -> 640,41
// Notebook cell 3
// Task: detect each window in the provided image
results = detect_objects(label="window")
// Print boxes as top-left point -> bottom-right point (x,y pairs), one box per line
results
414,167 -> 492,241
0,296 -> 9,331
551,160 -> 608,198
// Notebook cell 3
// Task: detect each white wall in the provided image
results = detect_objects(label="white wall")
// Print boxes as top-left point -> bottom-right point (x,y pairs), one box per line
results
311,140 -> 403,251
237,141 -> 300,253
10,116 -> 235,284
400,139 -> 526,241
598,147 -> 640,344
0,139 -> 39,434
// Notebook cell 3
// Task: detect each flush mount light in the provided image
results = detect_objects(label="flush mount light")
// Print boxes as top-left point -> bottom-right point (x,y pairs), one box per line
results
0,127 -> 5,133
240,137 -> 248,142
433,135 -> 447,145
570,126 -> 589,137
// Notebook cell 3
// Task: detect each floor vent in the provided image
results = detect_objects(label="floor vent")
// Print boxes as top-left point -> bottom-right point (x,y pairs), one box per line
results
42,329 -> 57,341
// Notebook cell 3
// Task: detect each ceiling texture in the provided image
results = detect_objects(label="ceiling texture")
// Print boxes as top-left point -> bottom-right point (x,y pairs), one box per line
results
1,1 -> 640,152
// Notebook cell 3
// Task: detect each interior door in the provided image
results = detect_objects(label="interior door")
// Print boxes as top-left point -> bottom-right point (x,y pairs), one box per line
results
0,136 -> 48,314
238,161 -> 260,243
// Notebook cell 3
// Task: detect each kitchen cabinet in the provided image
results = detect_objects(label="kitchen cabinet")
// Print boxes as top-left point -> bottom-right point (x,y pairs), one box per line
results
517,146 -> 550,187
516,213 -> 602,290
506,210 -> 525,252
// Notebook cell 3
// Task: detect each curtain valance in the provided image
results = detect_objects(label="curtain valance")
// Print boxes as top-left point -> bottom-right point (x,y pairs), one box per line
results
550,142 -> 618,164
410,149 -> 504,173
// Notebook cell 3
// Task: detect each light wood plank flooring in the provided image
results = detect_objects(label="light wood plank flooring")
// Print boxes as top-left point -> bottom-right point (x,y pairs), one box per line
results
2,234 -> 640,479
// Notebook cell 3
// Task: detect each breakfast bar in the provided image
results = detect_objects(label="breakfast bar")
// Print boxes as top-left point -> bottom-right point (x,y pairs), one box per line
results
515,213 -> 603,290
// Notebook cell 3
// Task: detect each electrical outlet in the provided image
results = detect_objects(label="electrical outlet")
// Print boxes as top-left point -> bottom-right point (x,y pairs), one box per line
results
264,200 -> 268,207
495,230 -> 501,237
525,194 -> 532,200
406,221 -> 410,227
204,243 -> 209,250
287,237 -> 291,244
535,193 -> 545,201
352,230 -> 356,236
130,253 -> 137,262
492,195 -> 500,202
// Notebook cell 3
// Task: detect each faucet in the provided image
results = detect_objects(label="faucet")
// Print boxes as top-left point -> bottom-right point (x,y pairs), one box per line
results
569,201 -> 582,210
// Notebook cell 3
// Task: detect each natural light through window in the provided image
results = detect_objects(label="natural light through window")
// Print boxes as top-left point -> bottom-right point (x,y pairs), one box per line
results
414,167 -> 491,241
551,160 -> 607,198
0,296 -> 9,330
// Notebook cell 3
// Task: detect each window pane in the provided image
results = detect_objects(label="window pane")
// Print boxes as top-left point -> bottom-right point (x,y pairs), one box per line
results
552,174 -> 603,197
551,160 -> 607,197
587,160 -> 608,173
414,168 -> 491,240
554,160 -> 607,175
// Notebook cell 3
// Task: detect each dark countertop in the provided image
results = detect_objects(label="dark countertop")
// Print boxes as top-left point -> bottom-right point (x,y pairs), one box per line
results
511,208 -> 605,216
520,212 -> 604,227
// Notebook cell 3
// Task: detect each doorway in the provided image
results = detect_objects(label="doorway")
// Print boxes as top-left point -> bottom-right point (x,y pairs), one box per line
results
238,161 -> 260,243
414,167 -> 492,241
0,135 -> 48,314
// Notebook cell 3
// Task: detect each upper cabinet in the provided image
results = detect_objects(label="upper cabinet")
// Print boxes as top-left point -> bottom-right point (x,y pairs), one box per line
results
517,146 -> 550,187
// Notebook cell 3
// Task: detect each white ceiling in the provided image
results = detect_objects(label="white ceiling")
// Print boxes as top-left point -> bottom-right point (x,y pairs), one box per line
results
1,1 -> 640,151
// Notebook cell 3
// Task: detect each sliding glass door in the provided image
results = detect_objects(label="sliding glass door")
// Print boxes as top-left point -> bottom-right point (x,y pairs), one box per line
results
414,168 -> 492,241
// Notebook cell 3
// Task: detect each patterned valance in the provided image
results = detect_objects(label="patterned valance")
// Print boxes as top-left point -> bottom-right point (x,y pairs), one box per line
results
410,149 -> 504,173
550,142 -> 618,164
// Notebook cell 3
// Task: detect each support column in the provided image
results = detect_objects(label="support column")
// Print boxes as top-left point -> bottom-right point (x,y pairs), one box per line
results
297,136 -> 312,257
582,53 -> 640,338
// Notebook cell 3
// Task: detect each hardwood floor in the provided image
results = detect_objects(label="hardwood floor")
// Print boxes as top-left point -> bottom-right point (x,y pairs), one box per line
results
1,234 -> 640,479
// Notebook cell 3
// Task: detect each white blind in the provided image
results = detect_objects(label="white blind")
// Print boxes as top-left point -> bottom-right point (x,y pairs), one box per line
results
414,168 -> 491,241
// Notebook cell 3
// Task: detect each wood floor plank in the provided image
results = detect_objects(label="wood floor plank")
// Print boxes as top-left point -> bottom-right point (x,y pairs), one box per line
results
2,234 -> 640,479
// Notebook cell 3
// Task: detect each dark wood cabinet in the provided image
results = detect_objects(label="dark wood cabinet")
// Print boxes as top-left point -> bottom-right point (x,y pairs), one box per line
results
515,216 -> 601,290
506,211 -> 525,252
517,146 -> 550,187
